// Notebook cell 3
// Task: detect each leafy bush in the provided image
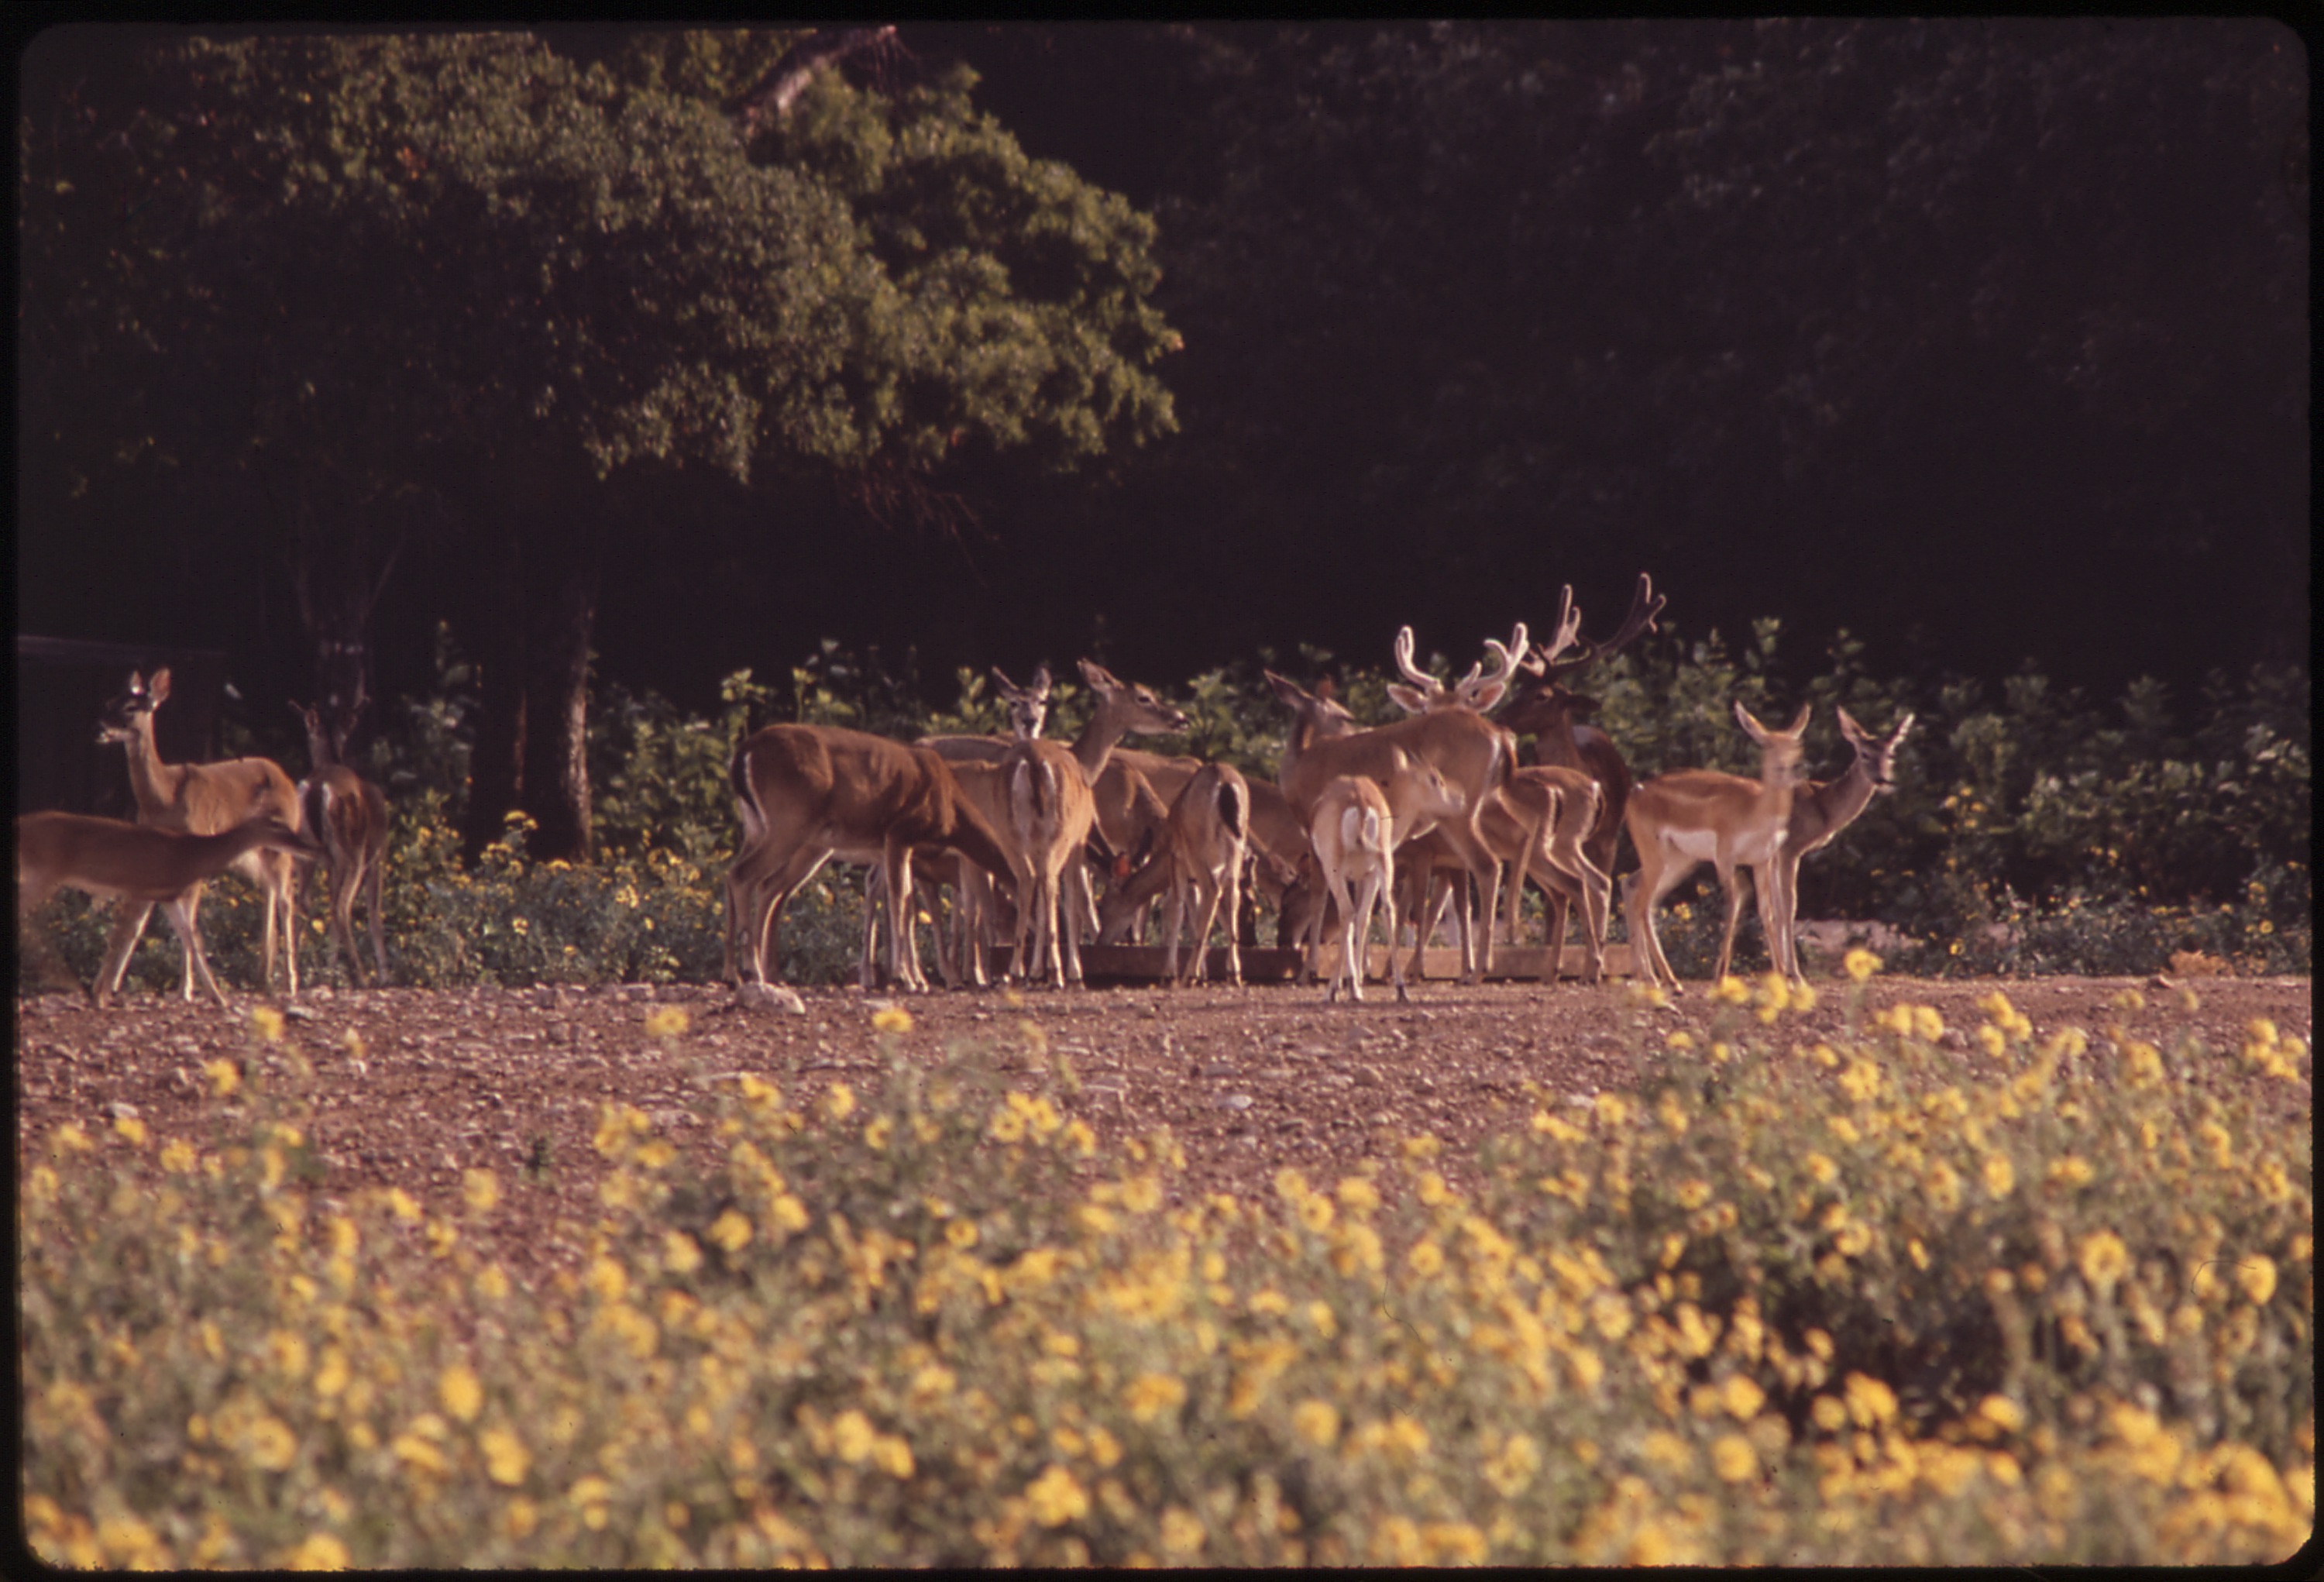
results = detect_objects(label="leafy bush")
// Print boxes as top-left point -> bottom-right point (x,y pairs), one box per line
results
20,982 -> 2311,1566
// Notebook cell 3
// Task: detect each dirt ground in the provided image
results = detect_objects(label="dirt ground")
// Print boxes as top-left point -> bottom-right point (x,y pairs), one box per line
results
14,972 -> 2312,1290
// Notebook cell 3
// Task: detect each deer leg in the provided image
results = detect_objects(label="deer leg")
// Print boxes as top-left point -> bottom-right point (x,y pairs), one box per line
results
1713,864 -> 1751,983
95,899 -> 156,999
744,846 -> 831,987
365,849 -> 390,986
1380,855 -> 1407,1003
1217,856 -> 1243,987
159,896 -> 231,1009
1061,852 -> 1089,987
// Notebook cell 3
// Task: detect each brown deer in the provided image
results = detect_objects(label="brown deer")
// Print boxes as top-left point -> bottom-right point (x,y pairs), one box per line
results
1501,573 -> 1666,904
1624,701 -> 1813,993
1305,755 -> 1467,1003
98,669 -> 304,998
290,700 -> 391,985
724,725 -> 1018,992
19,805 -> 319,1006
1265,648 -> 1521,983
1712,707 -> 1917,982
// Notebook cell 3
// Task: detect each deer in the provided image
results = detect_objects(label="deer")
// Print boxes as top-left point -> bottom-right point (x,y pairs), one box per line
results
97,669 -> 305,999
19,804 -> 320,1007
1264,642 -> 1522,985
920,661 -> 1189,972
1501,573 -> 1666,913
1709,707 -> 1917,982
1380,619 -> 1621,980
996,662 -> 1188,988
1401,765 -> 1612,982
290,700 -> 391,986
724,724 -> 1019,993
1623,701 -> 1814,993
1145,762 -> 1253,986
868,666 -> 1055,989
1305,753 -> 1468,1003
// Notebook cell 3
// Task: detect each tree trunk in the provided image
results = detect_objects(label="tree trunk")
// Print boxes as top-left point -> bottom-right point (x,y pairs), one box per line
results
462,531 -> 528,865
519,529 -> 603,864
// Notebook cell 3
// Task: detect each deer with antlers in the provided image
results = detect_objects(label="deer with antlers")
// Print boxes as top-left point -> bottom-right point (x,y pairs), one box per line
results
19,804 -> 319,1007
98,669 -> 305,999
1708,707 -> 1917,982
1266,630 -> 1524,984
724,724 -> 1019,992
1501,571 -> 1666,910
1381,619 -> 1618,982
290,699 -> 392,986
1624,701 -> 1814,992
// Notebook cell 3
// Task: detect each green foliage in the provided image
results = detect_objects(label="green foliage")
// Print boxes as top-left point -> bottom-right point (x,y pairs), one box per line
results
19,991 -> 2312,1565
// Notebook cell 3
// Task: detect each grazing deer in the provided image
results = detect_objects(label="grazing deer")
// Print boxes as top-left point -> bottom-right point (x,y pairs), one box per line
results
19,806 -> 318,1007
1711,707 -> 1917,982
1623,701 -> 1813,992
724,725 -> 1018,992
1153,762 -> 1253,986
98,669 -> 304,998
1265,653 -> 1519,983
290,700 -> 391,986
1306,755 -> 1466,1003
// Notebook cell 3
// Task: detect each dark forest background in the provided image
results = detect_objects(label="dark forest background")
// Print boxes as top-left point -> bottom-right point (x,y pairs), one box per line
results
17,20 -> 2310,856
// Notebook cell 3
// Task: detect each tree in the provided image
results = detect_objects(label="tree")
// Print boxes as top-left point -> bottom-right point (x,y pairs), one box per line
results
19,26 -> 1179,859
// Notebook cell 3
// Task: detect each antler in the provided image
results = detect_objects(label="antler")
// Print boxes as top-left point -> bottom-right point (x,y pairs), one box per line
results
1528,573 -> 1663,682
1479,622 -> 1529,688
1392,626 -> 1435,688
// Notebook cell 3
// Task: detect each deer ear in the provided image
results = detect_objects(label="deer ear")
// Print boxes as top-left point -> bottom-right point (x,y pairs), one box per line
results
1733,700 -> 1765,740
1787,703 -> 1813,735
1465,679 -> 1509,712
1384,683 -> 1430,715
1077,659 -> 1119,691
990,665 -> 1019,694
1030,664 -> 1053,696
1263,669 -> 1308,707
1836,707 -> 1866,742
149,669 -> 173,701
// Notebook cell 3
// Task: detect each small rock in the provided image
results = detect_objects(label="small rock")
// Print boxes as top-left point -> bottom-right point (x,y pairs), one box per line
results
1217,1093 -> 1253,1111
738,983 -> 808,1014
284,1003 -> 318,1022
107,1100 -> 141,1120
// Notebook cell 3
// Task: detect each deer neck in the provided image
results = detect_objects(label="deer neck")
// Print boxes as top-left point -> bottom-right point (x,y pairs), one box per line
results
1752,751 -> 1800,836
116,718 -> 192,820
1068,703 -> 1135,785
1790,758 -> 1878,854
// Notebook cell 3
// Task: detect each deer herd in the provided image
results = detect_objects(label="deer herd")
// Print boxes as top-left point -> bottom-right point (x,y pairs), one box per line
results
17,575 -> 1917,1010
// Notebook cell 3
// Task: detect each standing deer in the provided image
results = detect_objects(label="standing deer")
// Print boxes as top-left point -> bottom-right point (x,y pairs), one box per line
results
724,725 -> 1018,992
1306,754 -> 1468,1003
1266,647 -> 1520,983
290,700 -> 391,985
1152,762 -> 1253,986
1624,701 -> 1813,992
1711,707 -> 1917,982
98,669 -> 304,998
19,805 -> 318,1007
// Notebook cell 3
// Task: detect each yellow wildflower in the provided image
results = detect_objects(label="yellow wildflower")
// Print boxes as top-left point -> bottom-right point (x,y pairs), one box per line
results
2236,1256 -> 2278,1305
708,1210 -> 752,1252
1024,1464 -> 1090,1528
1483,1432 -> 1539,1497
462,1169 -> 500,1214
1123,1373 -> 1188,1424
645,1005 -> 689,1039
831,1410 -> 877,1465
480,1426 -> 530,1487
1712,1433 -> 1758,1483
439,1365 -> 483,1424
1159,1507 -> 1205,1556
1844,947 -> 1881,981
284,1532 -> 350,1570
250,1006 -> 285,1044
2075,1231 -> 2130,1295
871,1004 -> 913,1034
112,1114 -> 148,1146
1293,1399 -> 1341,1447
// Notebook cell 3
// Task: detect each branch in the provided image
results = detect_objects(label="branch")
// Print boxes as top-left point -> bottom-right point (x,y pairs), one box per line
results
732,26 -> 896,133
